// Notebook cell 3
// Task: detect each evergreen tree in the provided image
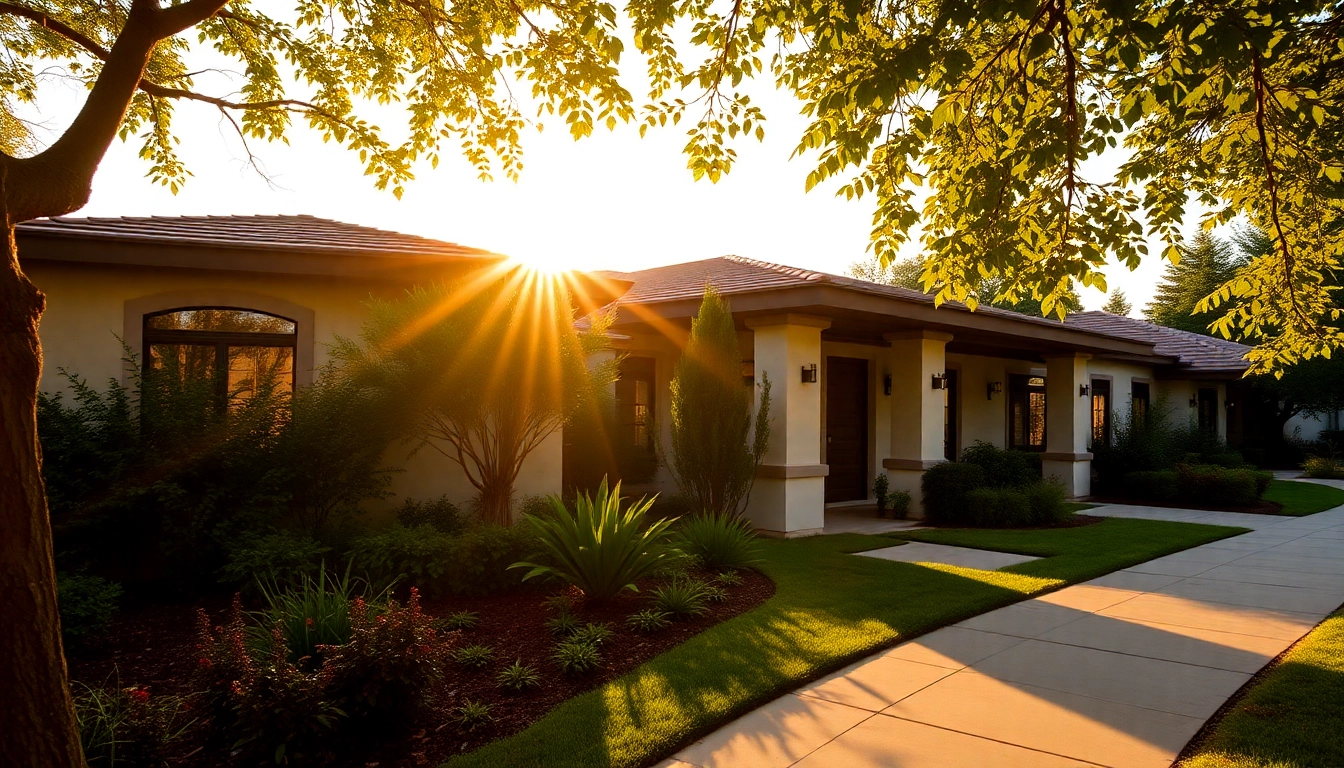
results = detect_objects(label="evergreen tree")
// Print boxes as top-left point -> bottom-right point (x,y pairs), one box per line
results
1145,232 -> 1245,335
668,286 -> 771,517
1102,291 -> 1133,316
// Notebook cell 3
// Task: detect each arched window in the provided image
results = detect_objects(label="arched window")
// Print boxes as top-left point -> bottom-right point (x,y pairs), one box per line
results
143,308 -> 298,402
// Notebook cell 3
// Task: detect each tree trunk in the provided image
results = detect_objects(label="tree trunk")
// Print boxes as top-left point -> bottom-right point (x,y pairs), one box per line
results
0,223 -> 83,765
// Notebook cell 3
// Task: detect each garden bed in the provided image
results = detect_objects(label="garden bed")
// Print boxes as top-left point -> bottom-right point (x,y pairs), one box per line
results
65,568 -> 774,767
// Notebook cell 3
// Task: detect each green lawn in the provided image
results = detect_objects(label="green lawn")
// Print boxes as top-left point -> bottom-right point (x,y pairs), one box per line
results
1179,607 -> 1344,768
1264,479 -> 1344,516
447,518 -> 1244,768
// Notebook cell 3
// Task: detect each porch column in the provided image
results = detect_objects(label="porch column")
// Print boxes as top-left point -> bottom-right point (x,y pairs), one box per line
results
882,330 -> 953,517
744,314 -> 831,537
1043,353 -> 1093,497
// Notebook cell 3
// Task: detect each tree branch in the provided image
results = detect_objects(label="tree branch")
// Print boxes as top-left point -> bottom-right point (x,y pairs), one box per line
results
0,2 -> 110,58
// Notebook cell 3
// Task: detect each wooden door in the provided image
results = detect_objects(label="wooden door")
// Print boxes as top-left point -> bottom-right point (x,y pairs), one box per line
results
825,357 -> 869,503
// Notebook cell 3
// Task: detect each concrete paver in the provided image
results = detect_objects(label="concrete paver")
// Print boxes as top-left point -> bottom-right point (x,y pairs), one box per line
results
857,540 -> 1041,570
671,501 -> 1344,768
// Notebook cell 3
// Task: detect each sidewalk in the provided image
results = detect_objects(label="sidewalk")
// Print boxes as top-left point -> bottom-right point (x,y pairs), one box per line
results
661,502 -> 1344,768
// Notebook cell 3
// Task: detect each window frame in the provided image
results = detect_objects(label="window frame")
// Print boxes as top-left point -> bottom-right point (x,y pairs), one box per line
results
1008,373 -> 1047,452
142,307 -> 299,403
1090,377 -> 1112,448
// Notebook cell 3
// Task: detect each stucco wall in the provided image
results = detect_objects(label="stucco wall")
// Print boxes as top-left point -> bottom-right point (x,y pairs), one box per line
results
27,260 -> 562,514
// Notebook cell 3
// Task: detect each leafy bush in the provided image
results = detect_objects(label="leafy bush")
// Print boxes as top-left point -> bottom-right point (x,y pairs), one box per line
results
446,523 -> 539,596
219,532 -> 330,592
964,487 -> 1033,527
513,479 -> 679,601
1304,456 -> 1344,479
887,489 -> 912,519
625,609 -> 672,633
346,524 -> 455,597
873,474 -> 890,515
252,564 -> 388,664
1176,464 -> 1260,507
57,572 -> 122,643
553,639 -> 602,675
76,681 -> 194,767
675,513 -> 760,571
1124,470 -> 1179,501
921,462 -> 987,525
455,700 -> 494,731
396,495 -> 463,534
570,622 -> 614,647
321,589 -> 450,736
497,660 -> 542,691
651,577 -> 711,618
959,441 -> 1042,488
452,644 -> 495,669
1023,481 -> 1073,526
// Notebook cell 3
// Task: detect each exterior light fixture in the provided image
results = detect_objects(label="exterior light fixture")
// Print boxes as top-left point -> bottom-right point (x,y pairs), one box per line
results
986,381 -> 1002,400
1080,384 -> 1091,398
801,364 -> 818,384
931,372 -> 948,390
883,374 -> 892,396
1189,396 -> 1199,408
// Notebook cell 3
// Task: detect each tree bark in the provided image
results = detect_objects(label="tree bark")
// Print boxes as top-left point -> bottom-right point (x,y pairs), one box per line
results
0,216 -> 82,765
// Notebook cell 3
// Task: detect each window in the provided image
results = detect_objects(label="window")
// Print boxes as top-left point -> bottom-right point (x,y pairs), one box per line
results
615,357 -> 656,449
1198,387 -> 1218,435
144,308 -> 297,404
1091,379 -> 1111,447
1008,374 -> 1046,451
944,369 -> 960,461
1132,381 -> 1151,427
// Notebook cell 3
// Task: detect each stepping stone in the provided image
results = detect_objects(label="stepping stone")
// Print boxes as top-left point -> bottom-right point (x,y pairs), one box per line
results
858,541 -> 1039,570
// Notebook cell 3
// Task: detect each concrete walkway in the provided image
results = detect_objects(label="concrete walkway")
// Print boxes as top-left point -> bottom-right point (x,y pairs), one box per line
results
661,502 -> 1344,768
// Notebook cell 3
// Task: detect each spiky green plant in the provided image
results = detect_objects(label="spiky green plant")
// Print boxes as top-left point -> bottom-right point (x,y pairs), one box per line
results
452,644 -> 496,670
553,639 -> 602,675
624,609 -> 672,633
545,611 -> 580,637
496,661 -> 542,692
570,622 -> 614,647
512,478 -> 681,601
675,514 -> 762,571
455,700 -> 494,731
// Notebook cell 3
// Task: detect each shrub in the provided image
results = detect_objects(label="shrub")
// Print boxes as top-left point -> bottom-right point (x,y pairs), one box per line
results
1023,481 -> 1072,526
625,609 -> 672,633
553,639 -> 602,675
1176,464 -> 1260,507
513,479 -> 679,601
1304,456 -> 1344,479
675,514 -> 760,571
887,489 -> 912,519
76,681 -> 194,767
1124,470 -> 1180,501
452,644 -> 495,670
873,474 -> 890,515
321,589 -> 450,735
346,524 -> 455,597
455,700 -> 494,731
57,572 -> 122,643
252,563 -> 385,664
434,610 -> 480,631
446,523 -> 538,596
959,441 -> 1041,488
219,532 -> 330,592
570,622 -> 614,647
651,577 -> 711,618
396,495 -> 464,534
546,611 -> 580,637
496,660 -> 542,691
921,462 -> 987,525
964,487 -> 1033,527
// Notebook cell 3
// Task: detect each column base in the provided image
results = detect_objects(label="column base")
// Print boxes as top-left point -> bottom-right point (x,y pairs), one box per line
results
744,475 -> 825,535
1042,454 -> 1092,498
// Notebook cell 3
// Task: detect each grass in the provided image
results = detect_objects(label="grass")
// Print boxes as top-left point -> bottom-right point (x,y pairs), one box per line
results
1062,501 -> 1096,514
1178,606 -> 1344,768
1263,479 -> 1344,516
445,517 -> 1244,768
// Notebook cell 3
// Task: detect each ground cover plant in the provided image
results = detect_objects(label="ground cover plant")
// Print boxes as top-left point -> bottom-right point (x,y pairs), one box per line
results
1262,480 -> 1344,517
447,517 -> 1243,768
1177,606 -> 1344,768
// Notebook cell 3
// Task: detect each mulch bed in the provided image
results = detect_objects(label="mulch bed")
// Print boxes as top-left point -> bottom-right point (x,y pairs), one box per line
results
1087,497 -> 1286,515
65,569 -> 774,767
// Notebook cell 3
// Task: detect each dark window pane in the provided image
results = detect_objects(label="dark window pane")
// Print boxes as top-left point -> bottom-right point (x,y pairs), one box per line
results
148,308 -> 295,334
1091,379 -> 1111,447
149,343 -> 216,382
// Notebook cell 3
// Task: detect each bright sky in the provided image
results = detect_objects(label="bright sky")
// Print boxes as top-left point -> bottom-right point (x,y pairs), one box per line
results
28,47 -> 1190,316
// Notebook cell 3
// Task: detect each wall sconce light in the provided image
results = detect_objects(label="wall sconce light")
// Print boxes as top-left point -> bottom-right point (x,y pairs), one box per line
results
883,374 -> 892,396
986,381 -> 1002,400
931,372 -> 948,390
1079,384 -> 1091,398
1225,400 -> 1235,409
801,363 -> 818,384
1189,396 -> 1199,408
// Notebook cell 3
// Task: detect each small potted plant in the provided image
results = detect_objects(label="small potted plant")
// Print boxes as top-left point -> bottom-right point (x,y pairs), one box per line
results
873,474 -> 891,518
888,489 -> 912,520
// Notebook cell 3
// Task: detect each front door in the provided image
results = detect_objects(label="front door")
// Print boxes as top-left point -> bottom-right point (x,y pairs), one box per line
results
825,356 -> 869,503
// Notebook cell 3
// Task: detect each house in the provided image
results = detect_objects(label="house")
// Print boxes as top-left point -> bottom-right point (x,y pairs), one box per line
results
21,216 -> 1265,537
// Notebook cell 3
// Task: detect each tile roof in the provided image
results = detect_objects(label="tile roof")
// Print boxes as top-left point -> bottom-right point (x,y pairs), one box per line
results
604,256 -> 1251,372
1063,311 -> 1250,372
17,215 -> 500,260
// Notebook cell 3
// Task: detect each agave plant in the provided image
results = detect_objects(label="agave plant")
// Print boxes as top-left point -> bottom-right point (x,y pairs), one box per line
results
511,478 -> 680,601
